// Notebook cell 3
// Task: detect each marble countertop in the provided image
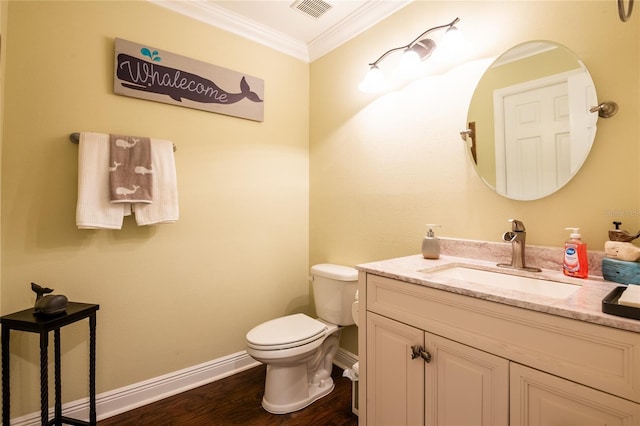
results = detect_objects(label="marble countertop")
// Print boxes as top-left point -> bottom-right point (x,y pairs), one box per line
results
357,253 -> 640,333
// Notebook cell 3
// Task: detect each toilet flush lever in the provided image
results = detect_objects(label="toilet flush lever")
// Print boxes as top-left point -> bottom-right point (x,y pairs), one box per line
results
411,345 -> 432,363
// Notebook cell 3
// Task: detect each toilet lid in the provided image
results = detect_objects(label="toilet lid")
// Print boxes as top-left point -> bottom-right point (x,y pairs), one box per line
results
247,313 -> 327,350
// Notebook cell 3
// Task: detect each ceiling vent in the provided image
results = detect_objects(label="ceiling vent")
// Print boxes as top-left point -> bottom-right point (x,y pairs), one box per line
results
290,0 -> 333,19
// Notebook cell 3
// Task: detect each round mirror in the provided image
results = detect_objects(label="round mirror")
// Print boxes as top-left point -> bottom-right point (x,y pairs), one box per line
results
466,41 -> 598,200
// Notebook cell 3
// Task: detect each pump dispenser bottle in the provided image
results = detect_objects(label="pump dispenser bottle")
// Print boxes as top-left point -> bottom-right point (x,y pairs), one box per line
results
563,227 -> 588,278
422,224 -> 442,259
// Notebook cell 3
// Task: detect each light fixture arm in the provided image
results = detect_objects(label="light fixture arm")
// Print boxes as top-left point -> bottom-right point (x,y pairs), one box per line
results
368,17 -> 460,66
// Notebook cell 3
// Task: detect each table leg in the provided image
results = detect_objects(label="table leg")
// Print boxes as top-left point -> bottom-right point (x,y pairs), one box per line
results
2,325 -> 10,426
89,313 -> 96,425
40,332 -> 49,426
54,328 -> 61,425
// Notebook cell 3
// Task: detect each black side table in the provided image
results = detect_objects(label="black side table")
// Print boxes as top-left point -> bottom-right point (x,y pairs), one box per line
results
1,302 -> 99,426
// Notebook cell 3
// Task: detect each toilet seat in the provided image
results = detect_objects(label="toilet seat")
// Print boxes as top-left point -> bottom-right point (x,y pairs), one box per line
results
247,313 -> 328,350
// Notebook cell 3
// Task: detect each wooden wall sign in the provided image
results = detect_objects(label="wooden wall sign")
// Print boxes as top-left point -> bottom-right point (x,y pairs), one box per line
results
114,38 -> 264,122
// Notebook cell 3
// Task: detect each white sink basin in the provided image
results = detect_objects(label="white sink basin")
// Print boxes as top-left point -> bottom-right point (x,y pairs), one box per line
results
420,264 -> 580,299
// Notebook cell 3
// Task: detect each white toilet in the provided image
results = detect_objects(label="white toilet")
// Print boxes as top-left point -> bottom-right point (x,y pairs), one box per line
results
246,263 -> 358,414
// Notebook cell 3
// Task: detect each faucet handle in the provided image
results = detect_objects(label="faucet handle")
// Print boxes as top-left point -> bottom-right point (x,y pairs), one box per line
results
508,219 -> 526,232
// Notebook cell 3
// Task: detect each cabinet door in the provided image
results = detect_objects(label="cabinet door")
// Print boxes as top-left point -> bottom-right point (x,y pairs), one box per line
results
425,332 -> 509,426
511,363 -> 640,426
367,312 -> 424,426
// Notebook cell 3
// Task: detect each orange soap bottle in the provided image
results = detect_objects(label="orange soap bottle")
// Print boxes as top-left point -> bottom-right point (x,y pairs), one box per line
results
563,227 -> 588,278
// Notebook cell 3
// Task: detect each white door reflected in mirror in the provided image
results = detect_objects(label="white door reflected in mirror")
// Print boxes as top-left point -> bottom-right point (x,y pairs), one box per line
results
466,41 -> 598,201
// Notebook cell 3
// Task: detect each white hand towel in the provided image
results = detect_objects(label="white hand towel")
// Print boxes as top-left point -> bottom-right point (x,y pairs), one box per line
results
134,139 -> 179,226
76,132 -> 129,229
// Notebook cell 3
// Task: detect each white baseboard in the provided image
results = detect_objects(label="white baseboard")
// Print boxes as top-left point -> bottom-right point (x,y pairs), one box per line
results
11,351 -> 260,426
10,348 -> 358,425
333,347 -> 358,371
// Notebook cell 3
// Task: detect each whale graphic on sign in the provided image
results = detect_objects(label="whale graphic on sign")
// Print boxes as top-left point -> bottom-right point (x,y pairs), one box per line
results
116,53 -> 262,106
114,38 -> 264,121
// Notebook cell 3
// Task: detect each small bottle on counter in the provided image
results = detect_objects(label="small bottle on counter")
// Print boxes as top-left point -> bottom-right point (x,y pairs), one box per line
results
422,224 -> 442,259
563,227 -> 588,278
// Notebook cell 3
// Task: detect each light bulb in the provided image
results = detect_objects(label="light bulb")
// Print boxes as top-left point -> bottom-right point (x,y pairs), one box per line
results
358,65 -> 385,93
394,48 -> 422,80
437,26 -> 467,60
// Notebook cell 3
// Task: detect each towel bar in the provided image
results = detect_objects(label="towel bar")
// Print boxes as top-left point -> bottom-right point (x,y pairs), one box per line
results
69,133 -> 177,152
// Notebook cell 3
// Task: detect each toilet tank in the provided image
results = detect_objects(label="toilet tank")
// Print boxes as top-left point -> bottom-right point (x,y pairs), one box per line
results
311,264 -> 358,326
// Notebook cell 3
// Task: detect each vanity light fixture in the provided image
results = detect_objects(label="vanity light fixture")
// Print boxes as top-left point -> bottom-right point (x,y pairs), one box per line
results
359,17 -> 462,93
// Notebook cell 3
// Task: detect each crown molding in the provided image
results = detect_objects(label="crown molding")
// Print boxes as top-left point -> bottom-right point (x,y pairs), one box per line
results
151,0 -> 309,61
151,0 -> 411,63
491,42 -> 557,68
308,0 -> 412,62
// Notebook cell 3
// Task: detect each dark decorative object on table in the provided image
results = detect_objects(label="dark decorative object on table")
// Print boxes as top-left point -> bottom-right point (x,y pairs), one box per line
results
31,282 -> 68,316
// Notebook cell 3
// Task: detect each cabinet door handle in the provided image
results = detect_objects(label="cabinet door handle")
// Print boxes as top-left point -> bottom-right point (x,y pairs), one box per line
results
410,345 -> 432,363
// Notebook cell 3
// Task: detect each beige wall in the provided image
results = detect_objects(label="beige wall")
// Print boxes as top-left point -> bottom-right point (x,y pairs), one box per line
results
310,1 -> 639,354
2,0 -> 639,419
1,1 -> 309,416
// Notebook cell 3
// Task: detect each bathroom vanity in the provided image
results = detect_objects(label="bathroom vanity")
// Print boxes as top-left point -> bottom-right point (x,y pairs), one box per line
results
356,254 -> 640,426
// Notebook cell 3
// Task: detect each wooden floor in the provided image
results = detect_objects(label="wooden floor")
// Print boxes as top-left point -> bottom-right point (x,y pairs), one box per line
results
98,364 -> 358,425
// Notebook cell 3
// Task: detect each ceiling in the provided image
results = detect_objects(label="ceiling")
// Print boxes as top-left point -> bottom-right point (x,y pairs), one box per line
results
152,0 -> 412,62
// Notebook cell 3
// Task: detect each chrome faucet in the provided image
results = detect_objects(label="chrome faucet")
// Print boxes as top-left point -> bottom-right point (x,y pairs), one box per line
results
497,219 -> 541,272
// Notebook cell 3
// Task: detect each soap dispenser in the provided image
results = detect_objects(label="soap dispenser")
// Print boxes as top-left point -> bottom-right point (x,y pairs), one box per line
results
422,224 -> 442,259
563,227 -> 588,278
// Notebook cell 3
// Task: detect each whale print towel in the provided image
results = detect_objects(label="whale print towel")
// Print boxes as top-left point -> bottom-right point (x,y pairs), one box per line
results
109,134 -> 152,203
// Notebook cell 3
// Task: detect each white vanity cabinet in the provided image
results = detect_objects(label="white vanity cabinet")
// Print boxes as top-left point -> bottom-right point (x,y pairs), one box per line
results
367,311 -> 509,426
358,272 -> 640,426
511,363 -> 639,425
366,312 -> 424,426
